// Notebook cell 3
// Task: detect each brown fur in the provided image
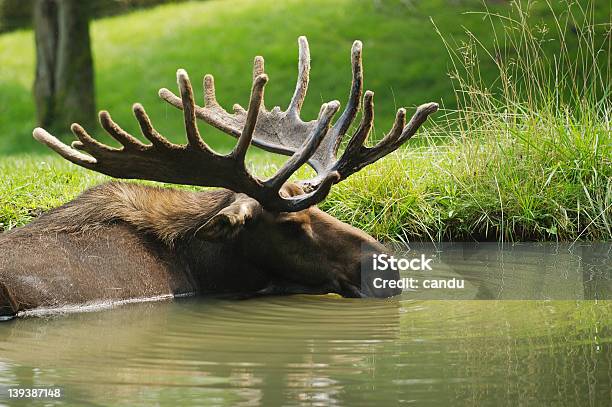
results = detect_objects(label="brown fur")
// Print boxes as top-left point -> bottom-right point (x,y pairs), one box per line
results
19,182 -> 236,246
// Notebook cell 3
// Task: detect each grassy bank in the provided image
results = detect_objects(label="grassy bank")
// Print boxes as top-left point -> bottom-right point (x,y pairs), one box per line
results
2,115 -> 610,241
0,0 -> 610,241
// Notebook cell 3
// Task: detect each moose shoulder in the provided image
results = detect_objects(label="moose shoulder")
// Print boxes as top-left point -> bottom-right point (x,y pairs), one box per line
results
0,37 -> 437,318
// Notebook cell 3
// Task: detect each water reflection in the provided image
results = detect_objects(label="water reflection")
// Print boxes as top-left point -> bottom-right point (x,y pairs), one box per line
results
0,296 -> 610,406
0,244 -> 611,405
388,243 -> 611,300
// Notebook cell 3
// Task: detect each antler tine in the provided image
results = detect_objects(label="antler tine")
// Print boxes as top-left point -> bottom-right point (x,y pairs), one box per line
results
33,127 -> 97,166
253,56 -> 265,81
223,55 -> 268,117
265,101 -> 340,192
159,76 -> 243,138
230,74 -> 268,164
371,102 -> 439,156
324,40 -> 364,159
203,74 -> 220,108
69,123 -> 117,156
248,56 -> 266,112
287,36 -> 310,117
99,110 -> 147,151
132,103 -> 178,149
379,107 -> 407,146
305,90 -> 374,185
396,103 -> 439,144
177,69 -> 215,153
341,90 -> 374,160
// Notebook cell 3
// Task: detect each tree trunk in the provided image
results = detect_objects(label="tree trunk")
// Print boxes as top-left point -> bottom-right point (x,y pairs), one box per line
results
33,0 -> 58,128
54,0 -> 95,128
33,0 -> 95,131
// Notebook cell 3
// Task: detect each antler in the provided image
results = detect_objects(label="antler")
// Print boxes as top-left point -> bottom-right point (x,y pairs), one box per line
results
33,69 -> 341,212
159,36 -> 439,191
33,37 -> 437,212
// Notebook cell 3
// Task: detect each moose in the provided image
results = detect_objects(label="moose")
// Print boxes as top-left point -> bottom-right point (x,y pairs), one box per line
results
0,37 -> 437,318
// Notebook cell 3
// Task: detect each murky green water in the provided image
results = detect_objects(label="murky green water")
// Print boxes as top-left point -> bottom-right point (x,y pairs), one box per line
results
0,246 -> 610,406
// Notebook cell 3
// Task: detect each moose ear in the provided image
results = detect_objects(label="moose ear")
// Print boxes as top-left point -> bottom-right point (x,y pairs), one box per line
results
195,194 -> 262,241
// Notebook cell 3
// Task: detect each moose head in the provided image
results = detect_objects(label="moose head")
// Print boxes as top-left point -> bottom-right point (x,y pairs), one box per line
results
29,37 -> 437,301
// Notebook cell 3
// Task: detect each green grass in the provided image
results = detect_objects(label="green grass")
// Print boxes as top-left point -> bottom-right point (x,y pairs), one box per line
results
0,0 -> 480,155
0,0 -> 610,241
5,0 -> 608,154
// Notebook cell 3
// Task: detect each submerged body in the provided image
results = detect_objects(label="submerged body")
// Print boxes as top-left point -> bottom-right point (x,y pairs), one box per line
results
0,182 -> 393,318
0,183 -> 253,316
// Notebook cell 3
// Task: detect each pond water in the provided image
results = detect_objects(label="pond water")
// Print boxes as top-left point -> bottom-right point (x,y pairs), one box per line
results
0,245 -> 610,406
